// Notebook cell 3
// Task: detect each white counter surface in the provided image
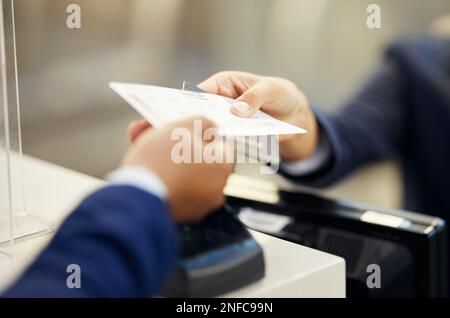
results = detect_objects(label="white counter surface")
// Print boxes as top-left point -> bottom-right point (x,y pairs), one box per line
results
0,156 -> 345,297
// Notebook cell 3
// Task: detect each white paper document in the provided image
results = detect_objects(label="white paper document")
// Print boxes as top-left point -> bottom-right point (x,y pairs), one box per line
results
110,82 -> 307,136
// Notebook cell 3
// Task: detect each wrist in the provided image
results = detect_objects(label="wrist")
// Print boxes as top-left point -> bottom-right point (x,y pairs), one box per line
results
279,104 -> 319,162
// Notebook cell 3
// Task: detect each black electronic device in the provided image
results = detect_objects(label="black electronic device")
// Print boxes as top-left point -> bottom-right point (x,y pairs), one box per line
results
159,204 -> 265,297
228,190 -> 447,298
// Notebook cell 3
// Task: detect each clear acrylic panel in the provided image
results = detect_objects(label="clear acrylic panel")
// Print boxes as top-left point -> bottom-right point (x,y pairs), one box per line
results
0,0 -> 51,245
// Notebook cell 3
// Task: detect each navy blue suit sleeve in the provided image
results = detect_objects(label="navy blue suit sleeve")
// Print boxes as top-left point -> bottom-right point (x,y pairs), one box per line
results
281,53 -> 408,187
3,185 -> 177,298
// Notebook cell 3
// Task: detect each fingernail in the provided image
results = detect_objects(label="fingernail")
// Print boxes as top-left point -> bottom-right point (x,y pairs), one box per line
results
232,101 -> 250,113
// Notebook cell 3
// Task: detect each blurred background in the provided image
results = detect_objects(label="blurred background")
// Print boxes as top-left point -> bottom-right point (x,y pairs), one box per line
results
14,0 -> 450,210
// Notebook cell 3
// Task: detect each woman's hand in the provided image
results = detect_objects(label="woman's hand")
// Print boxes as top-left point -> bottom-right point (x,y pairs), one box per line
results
198,71 -> 319,161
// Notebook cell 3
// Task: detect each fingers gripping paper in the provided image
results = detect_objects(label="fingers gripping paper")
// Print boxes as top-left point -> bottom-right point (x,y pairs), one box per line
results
110,82 -> 307,137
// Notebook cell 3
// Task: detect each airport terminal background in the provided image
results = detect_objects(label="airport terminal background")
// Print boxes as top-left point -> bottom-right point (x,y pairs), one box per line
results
14,0 -> 450,210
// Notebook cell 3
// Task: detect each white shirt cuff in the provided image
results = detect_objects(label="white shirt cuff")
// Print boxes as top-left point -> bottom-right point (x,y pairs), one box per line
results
106,166 -> 168,201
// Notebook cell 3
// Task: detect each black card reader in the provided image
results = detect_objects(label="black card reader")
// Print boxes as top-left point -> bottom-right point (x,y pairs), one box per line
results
159,204 -> 265,297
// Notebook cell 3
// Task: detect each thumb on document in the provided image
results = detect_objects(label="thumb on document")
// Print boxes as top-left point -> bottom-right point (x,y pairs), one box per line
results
231,80 -> 275,117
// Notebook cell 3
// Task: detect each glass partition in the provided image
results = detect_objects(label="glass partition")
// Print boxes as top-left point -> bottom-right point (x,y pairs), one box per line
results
0,0 -> 51,245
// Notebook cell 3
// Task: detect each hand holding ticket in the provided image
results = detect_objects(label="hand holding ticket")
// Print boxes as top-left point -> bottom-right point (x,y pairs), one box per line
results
110,82 -> 307,137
